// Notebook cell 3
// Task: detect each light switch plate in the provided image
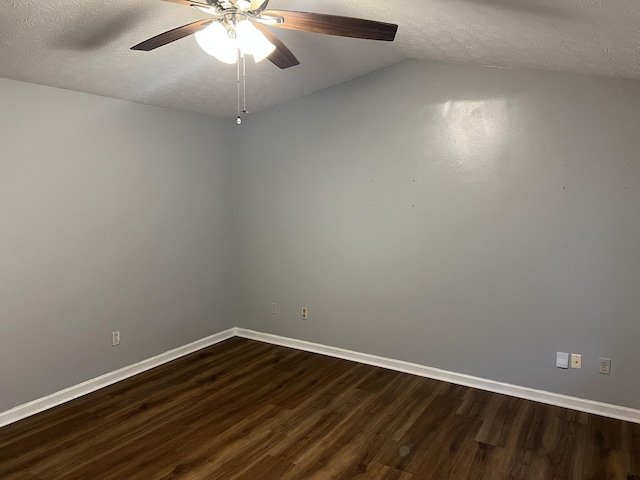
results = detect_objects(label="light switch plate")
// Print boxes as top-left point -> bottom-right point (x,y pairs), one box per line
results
556,351 -> 569,369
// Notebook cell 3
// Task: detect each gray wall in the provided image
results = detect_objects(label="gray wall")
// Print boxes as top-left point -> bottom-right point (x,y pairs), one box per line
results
4,59 -> 640,414
233,60 -> 640,410
0,79 -> 234,411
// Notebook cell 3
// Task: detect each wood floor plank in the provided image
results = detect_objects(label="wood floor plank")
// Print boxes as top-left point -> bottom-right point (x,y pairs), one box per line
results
504,402 -> 552,480
588,415 -> 625,449
364,463 -> 413,480
474,394 -> 529,448
456,388 -> 494,419
1,337 -> 638,479
583,444 -> 627,480
374,394 -> 463,473
234,455 -> 296,480
542,413 -> 587,480
1,472 -> 43,480
413,413 -> 483,478
303,376 -> 428,480
626,421 -> 640,475
465,442 -> 498,480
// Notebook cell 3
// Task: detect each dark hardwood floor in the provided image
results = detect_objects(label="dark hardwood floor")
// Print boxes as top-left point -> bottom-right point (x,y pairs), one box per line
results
1,337 -> 639,479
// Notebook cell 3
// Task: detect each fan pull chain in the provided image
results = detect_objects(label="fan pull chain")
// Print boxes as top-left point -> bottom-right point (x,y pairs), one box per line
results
242,53 -> 247,116
236,49 -> 241,125
236,52 -> 248,125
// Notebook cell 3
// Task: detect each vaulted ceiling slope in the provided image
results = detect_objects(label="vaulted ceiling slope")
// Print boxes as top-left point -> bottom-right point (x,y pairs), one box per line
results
1,0 -> 639,118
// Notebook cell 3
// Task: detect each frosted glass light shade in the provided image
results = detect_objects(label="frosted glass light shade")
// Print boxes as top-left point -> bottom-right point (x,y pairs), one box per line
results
250,32 -> 276,62
195,22 -> 238,64
235,20 -> 275,62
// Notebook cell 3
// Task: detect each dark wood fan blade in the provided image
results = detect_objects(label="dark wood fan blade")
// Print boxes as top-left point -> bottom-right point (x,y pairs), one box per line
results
262,10 -> 397,41
253,23 -> 299,69
162,0 -> 212,8
131,19 -> 213,51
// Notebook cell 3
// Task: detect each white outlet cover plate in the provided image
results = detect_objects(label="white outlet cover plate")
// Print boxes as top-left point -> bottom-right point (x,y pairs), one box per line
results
556,352 -> 569,369
599,357 -> 612,375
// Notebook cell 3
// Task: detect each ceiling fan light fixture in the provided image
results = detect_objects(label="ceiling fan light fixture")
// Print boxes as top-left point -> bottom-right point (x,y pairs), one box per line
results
195,21 -> 238,64
236,20 -> 275,62
132,0 -> 398,122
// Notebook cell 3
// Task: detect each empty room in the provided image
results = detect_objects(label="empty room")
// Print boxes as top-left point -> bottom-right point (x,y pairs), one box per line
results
1,0 -> 639,478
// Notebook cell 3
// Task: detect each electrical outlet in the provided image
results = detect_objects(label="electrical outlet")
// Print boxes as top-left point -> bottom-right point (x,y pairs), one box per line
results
301,307 -> 308,319
112,330 -> 120,347
599,357 -> 611,375
571,353 -> 582,369
270,303 -> 277,315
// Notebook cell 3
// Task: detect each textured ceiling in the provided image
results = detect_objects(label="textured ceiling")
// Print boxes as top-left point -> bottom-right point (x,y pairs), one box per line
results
1,0 -> 639,118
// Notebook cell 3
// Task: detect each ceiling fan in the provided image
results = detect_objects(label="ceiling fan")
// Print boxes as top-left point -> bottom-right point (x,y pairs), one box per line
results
131,0 -> 399,69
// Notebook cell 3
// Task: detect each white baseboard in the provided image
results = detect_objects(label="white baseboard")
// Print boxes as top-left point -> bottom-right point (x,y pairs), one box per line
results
4,326 -> 639,428
235,328 -> 640,425
0,328 -> 236,428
